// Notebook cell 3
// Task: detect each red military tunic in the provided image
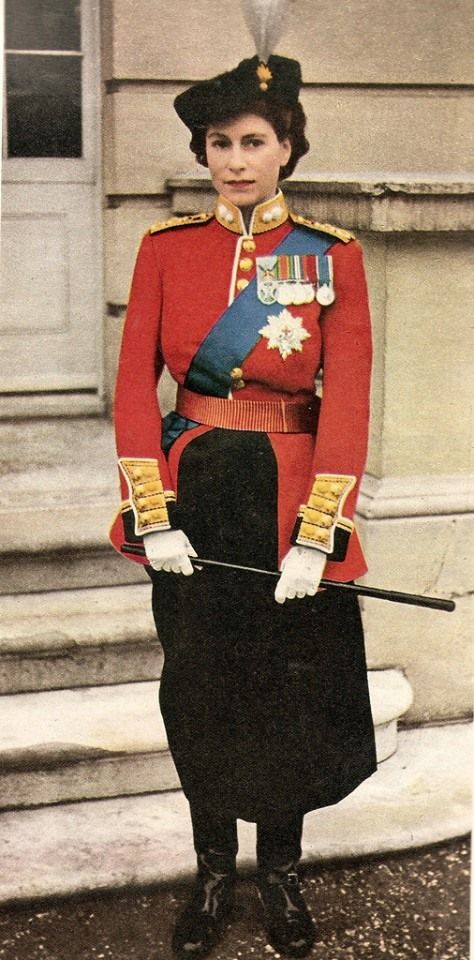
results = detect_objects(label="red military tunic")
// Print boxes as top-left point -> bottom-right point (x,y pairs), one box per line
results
110,191 -> 376,820
110,191 -> 372,580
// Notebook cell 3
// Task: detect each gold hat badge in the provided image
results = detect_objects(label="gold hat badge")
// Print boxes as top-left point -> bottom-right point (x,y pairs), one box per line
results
256,62 -> 273,90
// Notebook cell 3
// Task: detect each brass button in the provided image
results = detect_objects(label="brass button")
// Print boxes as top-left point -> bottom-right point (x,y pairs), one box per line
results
230,367 -> 245,390
236,278 -> 249,291
242,239 -> 256,252
239,257 -> 253,271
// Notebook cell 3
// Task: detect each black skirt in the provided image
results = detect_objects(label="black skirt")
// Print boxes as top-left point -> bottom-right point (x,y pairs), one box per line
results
149,429 -> 377,821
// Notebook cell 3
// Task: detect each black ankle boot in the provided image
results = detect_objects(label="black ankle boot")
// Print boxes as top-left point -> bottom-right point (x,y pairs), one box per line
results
172,851 -> 236,959
256,863 -> 315,958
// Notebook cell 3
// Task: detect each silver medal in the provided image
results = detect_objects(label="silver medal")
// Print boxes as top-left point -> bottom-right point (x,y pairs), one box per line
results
259,281 -> 278,304
276,283 -> 293,306
316,283 -> 335,306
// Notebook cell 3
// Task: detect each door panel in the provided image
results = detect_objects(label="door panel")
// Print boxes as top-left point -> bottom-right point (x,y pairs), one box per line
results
1,0 -> 102,407
1,184 -> 100,391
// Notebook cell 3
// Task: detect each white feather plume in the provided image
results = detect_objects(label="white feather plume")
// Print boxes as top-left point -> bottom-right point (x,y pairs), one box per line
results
241,0 -> 292,63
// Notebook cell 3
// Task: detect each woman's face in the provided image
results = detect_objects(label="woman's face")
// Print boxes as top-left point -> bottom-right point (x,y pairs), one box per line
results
205,114 -> 291,209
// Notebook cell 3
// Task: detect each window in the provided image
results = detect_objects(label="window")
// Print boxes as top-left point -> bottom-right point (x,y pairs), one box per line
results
4,0 -> 82,158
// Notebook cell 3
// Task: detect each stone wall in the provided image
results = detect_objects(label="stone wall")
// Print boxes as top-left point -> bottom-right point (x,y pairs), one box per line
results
101,0 -> 473,724
102,0 -> 473,306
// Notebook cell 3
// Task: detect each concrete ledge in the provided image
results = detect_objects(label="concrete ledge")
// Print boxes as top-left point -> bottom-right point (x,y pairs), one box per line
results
167,176 -> 474,232
0,393 -> 106,420
0,722 -> 469,905
359,472 -> 474,519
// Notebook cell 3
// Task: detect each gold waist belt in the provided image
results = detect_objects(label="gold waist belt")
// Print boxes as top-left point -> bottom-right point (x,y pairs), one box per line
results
176,386 -> 316,434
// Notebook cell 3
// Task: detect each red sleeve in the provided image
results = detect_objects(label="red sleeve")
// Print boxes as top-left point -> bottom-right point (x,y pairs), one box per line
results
292,240 -> 372,556
113,233 -> 175,537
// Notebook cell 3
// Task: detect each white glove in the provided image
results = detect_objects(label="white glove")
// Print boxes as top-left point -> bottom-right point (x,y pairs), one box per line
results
274,545 -> 327,604
143,529 -> 197,575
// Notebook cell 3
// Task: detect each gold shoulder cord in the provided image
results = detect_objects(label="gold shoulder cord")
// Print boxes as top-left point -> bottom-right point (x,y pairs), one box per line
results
290,213 -> 355,244
148,211 -> 214,235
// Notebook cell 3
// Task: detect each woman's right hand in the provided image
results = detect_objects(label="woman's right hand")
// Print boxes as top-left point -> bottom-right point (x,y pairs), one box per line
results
143,529 -> 197,575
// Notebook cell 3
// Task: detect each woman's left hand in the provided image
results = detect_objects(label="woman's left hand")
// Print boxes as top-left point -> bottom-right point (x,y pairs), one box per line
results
274,545 -> 327,604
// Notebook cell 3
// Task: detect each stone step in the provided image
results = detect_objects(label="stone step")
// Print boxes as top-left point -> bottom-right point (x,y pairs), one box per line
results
1,547 -> 143,596
0,722 -> 470,906
0,670 -> 413,811
0,417 -> 142,594
0,583 -> 159,693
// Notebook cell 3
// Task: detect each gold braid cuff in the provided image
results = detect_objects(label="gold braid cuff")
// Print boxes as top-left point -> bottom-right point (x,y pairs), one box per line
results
118,458 -> 175,535
295,474 -> 356,554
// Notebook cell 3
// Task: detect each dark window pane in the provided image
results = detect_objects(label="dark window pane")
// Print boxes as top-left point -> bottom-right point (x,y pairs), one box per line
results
6,0 -> 81,51
7,55 -> 82,157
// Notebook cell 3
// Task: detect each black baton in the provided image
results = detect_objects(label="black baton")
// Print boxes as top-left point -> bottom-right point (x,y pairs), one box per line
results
120,544 -> 455,612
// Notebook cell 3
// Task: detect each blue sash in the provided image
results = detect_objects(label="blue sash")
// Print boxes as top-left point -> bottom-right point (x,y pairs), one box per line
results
184,225 -> 335,397
162,224 -> 337,451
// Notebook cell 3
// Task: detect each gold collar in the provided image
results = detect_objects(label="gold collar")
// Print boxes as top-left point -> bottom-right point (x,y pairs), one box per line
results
214,191 -> 289,235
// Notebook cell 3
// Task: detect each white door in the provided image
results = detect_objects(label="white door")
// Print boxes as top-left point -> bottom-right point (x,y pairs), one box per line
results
1,0 -> 103,416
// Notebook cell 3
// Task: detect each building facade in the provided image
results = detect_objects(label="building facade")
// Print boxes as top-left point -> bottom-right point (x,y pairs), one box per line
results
2,0 -> 473,724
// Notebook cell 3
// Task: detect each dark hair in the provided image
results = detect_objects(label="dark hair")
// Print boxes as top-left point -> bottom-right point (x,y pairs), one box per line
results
189,99 -> 309,180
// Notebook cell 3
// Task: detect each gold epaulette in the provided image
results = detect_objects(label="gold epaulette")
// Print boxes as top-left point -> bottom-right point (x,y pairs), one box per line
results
290,212 -> 355,244
148,211 -> 214,235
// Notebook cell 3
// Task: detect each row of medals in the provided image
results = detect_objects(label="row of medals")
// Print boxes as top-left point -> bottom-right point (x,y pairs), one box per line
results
259,279 -> 335,307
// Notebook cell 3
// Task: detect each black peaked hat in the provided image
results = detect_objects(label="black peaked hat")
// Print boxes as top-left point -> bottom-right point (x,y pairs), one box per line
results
174,55 -> 302,131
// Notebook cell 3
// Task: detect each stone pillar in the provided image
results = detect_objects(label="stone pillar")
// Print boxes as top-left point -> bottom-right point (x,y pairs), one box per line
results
283,181 -> 473,726
356,197 -> 473,726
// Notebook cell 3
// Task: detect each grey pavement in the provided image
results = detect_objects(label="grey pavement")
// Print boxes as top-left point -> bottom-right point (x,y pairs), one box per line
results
0,837 -> 469,960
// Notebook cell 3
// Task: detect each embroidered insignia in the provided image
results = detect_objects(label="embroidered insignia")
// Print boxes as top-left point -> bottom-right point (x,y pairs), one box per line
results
259,308 -> 311,360
256,62 -> 273,91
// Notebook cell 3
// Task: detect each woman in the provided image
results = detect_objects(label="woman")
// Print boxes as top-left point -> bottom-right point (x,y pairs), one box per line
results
110,54 -> 377,960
